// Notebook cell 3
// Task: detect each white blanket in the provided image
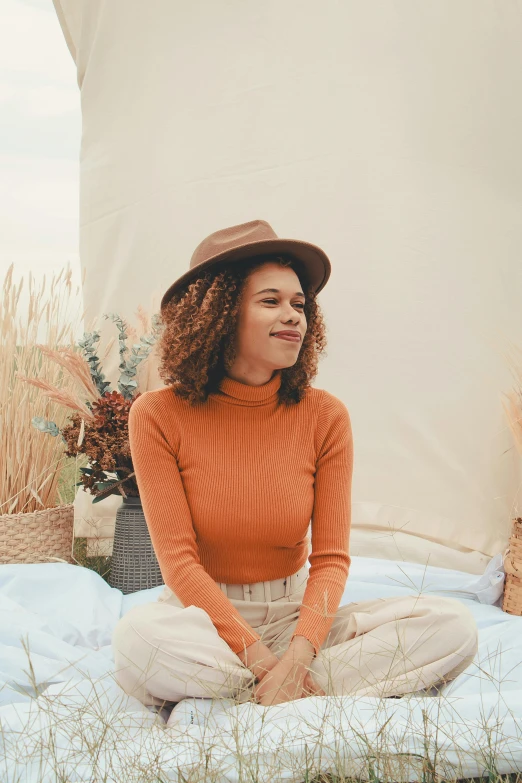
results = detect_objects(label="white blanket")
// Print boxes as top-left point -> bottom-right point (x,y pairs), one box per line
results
1,555 -> 521,782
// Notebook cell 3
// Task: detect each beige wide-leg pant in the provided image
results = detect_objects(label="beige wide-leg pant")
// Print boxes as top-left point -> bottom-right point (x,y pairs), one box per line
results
112,561 -> 478,709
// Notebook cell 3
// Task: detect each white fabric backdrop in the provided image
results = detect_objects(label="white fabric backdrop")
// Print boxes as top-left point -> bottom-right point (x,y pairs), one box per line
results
53,0 -> 522,572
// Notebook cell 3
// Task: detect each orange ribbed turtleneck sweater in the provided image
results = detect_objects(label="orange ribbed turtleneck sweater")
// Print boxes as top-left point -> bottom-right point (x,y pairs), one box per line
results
128,369 -> 353,656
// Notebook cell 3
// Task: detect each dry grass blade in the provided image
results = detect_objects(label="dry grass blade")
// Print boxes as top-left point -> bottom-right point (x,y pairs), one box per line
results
14,374 -> 95,419
136,304 -> 149,335
35,344 -> 100,403
501,392 -> 522,457
500,340 -> 522,459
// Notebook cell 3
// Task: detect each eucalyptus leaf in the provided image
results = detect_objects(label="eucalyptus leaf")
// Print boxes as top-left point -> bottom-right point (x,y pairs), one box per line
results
31,417 -> 61,437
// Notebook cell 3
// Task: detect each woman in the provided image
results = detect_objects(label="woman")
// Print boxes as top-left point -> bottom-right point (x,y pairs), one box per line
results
112,219 -> 478,713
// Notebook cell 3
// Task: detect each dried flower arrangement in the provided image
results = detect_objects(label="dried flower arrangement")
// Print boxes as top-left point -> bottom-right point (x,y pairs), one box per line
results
501,339 -> 522,459
499,338 -> 522,614
16,311 -> 162,505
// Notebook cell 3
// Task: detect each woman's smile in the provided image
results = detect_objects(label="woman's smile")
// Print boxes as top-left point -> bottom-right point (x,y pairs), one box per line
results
271,333 -> 301,343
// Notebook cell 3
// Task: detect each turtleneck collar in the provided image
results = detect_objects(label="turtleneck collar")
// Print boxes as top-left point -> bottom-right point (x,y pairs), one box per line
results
212,369 -> 282,407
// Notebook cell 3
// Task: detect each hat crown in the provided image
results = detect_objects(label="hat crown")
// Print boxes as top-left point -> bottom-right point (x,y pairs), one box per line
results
191,220 -> 278,270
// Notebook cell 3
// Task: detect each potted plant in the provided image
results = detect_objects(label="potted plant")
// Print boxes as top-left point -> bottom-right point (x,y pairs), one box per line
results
17,311 -> 165,593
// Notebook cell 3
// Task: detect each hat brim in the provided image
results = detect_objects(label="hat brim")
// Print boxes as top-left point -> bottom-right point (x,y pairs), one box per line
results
160,237 -> 331,312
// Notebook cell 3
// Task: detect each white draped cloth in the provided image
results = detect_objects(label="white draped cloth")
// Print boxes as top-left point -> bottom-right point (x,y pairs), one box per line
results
53,0 -> 522,570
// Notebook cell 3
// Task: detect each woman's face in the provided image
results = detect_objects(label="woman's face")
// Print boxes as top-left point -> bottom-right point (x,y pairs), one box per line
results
229,261 -> 307,381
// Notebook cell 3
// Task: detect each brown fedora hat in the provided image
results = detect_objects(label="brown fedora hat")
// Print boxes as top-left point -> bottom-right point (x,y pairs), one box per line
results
160,219 -> 331,313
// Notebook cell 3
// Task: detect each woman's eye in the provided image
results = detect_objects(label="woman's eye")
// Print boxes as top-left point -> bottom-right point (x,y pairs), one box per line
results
263,299 -> 305,309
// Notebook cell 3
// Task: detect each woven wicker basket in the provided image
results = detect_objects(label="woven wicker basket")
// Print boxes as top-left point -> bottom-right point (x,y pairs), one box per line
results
502,516 -> 522,615
0,503 -> 75,565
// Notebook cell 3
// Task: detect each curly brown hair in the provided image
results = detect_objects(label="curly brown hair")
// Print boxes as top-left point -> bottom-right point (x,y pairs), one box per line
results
156,254 -> 328,407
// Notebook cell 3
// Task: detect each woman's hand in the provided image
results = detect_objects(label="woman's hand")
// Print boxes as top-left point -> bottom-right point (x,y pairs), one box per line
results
253,660 -> 326,705
252,656 -> 305,705
235,639 -> 280,682
252,657 -> 326,706
302,669 -> 326,697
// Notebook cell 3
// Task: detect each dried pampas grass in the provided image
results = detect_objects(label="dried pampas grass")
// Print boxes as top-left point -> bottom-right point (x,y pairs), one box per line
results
14,375 -> 95,420
500,338 -> 522,458
1,262 -> 87,515
34,345 -> 100,403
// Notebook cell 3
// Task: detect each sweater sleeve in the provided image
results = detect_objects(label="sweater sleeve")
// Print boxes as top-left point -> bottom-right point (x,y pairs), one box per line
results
128,392 -> 262,655
290,391 -> 353,656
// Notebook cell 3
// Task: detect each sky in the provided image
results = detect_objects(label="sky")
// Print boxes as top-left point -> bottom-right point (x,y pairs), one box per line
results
0,0 -> 82,328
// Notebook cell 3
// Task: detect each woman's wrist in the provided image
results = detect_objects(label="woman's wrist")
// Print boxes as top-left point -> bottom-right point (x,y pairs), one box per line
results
236,637 -> 315,680
236,639 -> 280,681
284,635 -> 315,664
